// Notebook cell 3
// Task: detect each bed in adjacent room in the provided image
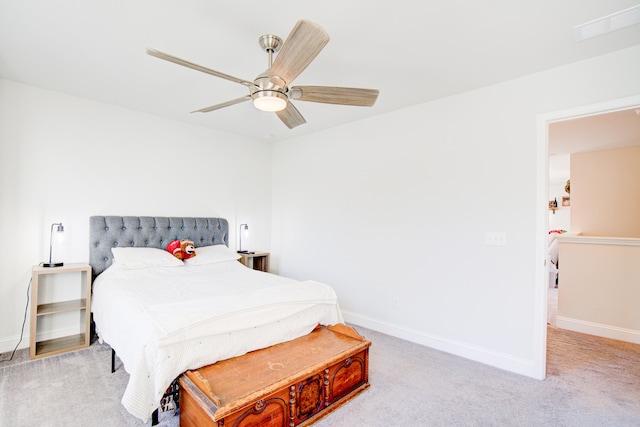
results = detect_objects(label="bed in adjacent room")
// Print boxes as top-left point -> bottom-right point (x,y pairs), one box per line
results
548,229 -> 565,287
89,216 -> 350,423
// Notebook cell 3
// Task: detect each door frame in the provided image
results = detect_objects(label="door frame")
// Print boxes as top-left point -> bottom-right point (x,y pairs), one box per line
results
534,94 -> 640,379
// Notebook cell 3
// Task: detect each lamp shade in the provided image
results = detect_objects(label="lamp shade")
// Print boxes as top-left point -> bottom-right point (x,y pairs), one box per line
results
238,223 -> 249,253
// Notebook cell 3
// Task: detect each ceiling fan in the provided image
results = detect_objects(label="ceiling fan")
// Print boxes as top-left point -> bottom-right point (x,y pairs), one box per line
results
147,19 -> 379,129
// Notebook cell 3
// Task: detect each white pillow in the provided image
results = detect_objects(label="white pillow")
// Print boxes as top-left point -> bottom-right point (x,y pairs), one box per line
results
111,247 -> 184,269
185,244 -> 241,266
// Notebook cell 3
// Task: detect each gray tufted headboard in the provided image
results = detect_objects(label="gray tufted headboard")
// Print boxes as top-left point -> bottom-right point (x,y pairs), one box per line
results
89,216 -> 229,277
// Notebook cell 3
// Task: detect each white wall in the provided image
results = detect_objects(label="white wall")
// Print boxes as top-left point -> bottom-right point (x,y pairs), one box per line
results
0,79 -> 273,352
571,146 -> 640,237
271,45 -> 640,378
557,236 -> 640,344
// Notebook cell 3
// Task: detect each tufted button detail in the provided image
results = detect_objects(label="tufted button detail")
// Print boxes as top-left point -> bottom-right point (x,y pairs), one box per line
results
105,227 -> 109,231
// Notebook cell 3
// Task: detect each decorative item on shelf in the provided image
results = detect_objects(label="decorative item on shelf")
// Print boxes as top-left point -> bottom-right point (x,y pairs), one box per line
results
549,199 -> 558,214
564,179 -> 570,194
238,223 -> 251,254
43,222 -> 64,267
562,196 -> 570,207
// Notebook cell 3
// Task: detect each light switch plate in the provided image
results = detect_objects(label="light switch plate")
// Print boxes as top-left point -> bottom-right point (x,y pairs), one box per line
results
486,231 -> 507,246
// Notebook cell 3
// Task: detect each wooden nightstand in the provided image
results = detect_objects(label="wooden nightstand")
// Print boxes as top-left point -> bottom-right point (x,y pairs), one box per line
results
30,263 -> 92,359
238,252 -> 270,272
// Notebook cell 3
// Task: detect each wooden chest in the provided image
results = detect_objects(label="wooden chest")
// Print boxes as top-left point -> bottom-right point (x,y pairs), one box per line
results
179,324 -> 371,427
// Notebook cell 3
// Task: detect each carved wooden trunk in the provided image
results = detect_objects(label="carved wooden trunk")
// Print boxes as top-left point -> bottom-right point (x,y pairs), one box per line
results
179,324 -> 371,427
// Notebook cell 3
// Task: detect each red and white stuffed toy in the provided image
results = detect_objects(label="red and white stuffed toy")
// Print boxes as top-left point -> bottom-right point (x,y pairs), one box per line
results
166,239 -> 196,260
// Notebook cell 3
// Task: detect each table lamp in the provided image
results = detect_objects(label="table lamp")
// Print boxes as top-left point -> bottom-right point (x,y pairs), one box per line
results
43,222 -> 64,267
238,223 -> 249,253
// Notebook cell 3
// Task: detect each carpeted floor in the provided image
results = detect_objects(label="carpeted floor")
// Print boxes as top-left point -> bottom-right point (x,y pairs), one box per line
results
1,321 -> 639,426
0,342 -> 169,427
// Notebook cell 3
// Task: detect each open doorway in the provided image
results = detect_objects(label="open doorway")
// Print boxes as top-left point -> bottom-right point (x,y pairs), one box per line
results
547,106 -> 640,327
536,94 -> 640,378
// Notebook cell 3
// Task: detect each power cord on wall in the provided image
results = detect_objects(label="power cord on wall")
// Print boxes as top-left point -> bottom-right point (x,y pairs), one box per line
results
0,278 -> 31,363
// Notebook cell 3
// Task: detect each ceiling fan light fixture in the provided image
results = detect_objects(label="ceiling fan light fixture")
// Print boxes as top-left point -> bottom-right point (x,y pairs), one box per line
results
253,91 -> 288,112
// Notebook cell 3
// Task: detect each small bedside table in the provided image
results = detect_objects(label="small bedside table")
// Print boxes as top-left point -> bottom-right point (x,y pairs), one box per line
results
238,252 -> 270,273
30,263 -> 92,359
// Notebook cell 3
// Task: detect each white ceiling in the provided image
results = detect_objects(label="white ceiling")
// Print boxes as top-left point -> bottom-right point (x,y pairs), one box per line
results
548,106 -> 640,182
550,107 -> 640,155
1,0 -> 640,143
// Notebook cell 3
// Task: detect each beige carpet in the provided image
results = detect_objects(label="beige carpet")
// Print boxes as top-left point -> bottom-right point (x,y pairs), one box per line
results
547,324 -> 640,379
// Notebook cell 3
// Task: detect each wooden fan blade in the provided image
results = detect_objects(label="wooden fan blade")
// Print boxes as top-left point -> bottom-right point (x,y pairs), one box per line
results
290,86 -> 379,106
269,20 -> 330,87
147,48 -> 257,88
191,95 -> 251,113
276,102 -> 307,129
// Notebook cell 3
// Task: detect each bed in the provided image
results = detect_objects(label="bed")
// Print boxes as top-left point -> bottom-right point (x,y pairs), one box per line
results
89,216 -> 345,423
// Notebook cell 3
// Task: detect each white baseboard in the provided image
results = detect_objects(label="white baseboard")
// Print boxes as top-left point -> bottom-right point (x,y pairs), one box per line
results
342,310 -> 540,379
0,335 -> 29,354
556,316 -> 640,345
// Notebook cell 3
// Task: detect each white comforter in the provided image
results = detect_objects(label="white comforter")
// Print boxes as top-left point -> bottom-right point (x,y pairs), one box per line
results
91,260 -> 344,422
